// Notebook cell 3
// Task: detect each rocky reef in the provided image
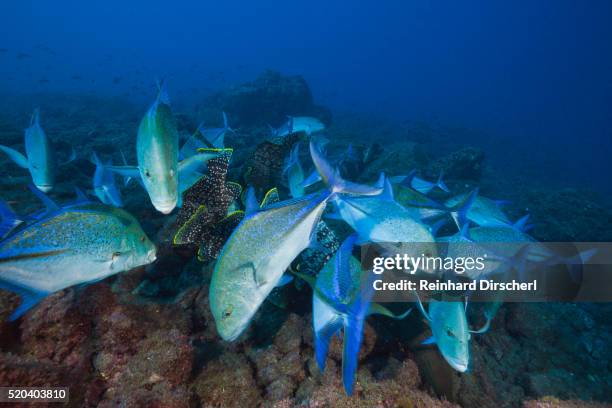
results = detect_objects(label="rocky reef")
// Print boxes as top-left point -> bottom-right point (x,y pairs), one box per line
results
0,72 -> 611,407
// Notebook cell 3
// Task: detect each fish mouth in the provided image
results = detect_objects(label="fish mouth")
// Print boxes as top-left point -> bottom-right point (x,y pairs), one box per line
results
147,248 -> 157,263
152,199 -> 177,214
35,184 -> 53,193
446,356 -> 469,372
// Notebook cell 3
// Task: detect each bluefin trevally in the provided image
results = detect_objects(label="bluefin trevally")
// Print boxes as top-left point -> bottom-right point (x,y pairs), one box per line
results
0,187 -> 156,321
271,116 -> 325,137
302,234 -> 410,395
391,170 -> 449,195
333,177 -> 437,245
0,109 -> 57,192
210,141 -> 382,341
445,194 -> 511,228
91,152 -> 123,207
416,295 -> 482,372
283,143 -> 305,198
108,81 -> 231,214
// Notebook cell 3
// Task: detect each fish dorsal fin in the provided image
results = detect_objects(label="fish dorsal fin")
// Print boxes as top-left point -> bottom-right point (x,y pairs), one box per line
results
28,185 -> 59,212
0,200 -> 22,239
155,78 -> 170,105
31,108 -> 41,126
260,188 -> 279,208
380,177 -> 394,201
449,188 -> 478,230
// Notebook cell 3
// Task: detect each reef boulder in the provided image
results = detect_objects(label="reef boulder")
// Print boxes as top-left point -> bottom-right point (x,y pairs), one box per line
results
200,70 -> 332,128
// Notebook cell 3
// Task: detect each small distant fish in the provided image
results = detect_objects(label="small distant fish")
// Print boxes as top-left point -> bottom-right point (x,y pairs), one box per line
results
283,143 -> 305,198
210,141 -> 382,341
0,48 -> 8,53
38,78 -> 50,84
0,109 -> 57,192
71,75 -> 82,80
91,152 -> 123,207
297,234 -> 410,395
0,188 -> 156,321
16,52 -> 30,59
270,116 -> 325,138
112,76 -> 121,84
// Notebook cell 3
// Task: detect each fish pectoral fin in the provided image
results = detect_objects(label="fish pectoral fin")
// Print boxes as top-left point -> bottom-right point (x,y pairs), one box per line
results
421,335 -> 436,345
0,145 -> 29,169
469,319 -> 491,335
0,279 -> 46,321
107,165 -> 141,179
241,262 -> 266,288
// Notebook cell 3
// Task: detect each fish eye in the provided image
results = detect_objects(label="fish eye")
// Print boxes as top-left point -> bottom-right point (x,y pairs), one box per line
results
222,306 -> 233,319
112,251 -> 121,260
445,327 -> 456,338
140,236 -> 146,243
144,169 -> 151,178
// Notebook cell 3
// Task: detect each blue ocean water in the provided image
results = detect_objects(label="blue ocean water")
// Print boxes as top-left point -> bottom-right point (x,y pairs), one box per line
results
0,1 -> 611,407
1,1 -> 611,193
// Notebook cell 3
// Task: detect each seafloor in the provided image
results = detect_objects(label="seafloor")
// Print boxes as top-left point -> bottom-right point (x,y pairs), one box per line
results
0,71 -> 611,407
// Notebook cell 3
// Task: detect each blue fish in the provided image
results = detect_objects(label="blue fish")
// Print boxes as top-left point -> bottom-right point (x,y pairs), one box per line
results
0,109 -> 57,192
299,234 -> 410,395
91,152 -> 123,207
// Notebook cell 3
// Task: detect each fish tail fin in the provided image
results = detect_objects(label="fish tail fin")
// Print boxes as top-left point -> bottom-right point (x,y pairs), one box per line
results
155,78 -> 170,105
449,188 -> 478,230
342,316 -> 365,395
436,170 -> 450,192
313,295 -> 343,371
309,141 -> 382,196
0,279 -> 45,321
0,200 -> 21,239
